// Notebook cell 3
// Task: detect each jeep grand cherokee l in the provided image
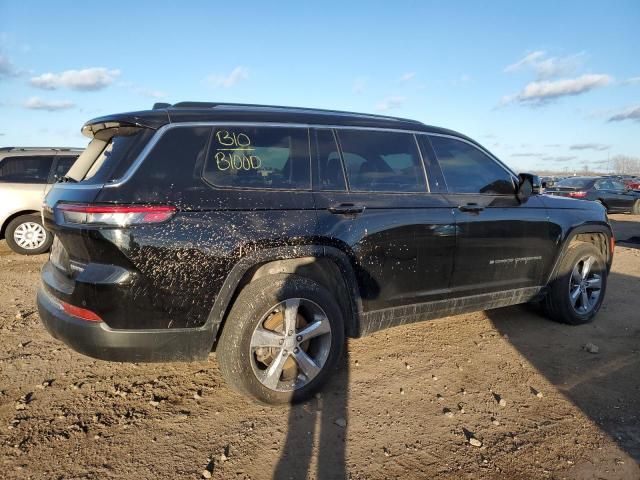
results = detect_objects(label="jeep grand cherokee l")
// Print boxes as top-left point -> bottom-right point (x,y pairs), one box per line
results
37,102 -> 613,404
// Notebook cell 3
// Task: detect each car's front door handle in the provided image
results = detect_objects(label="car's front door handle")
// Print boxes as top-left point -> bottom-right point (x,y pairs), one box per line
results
458,203 -> 484,213
328,203 -> 366,215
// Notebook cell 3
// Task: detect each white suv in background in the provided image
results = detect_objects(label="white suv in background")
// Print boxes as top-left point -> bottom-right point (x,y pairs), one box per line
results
0,147 -> 81,255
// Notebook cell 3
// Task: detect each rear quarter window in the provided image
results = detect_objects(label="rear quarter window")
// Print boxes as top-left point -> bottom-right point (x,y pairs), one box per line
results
203,126 -> 310,190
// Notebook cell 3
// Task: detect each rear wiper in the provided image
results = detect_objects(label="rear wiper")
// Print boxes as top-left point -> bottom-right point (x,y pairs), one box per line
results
57,176 -> 78,183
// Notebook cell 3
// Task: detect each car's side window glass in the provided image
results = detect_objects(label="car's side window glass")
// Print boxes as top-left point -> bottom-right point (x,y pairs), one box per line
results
203,126 -> 310,190
336,129 -> 426,192
315,129 -> 346,191
0,156 -> 55,183
594,180 -> 603,190
611,180 -> 626,191
51,156 -> 79,182
429,136 -> 515,195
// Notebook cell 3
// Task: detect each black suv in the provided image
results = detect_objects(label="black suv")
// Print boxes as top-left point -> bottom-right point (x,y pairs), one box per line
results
37,103 -> 614,404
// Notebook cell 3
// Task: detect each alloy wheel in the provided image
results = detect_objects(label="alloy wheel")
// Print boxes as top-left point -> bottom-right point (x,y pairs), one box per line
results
249,298 -> 332,392
568,255 -> 602,314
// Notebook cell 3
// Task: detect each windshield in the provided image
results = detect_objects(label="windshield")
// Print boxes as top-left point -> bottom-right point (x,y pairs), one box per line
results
556,178 -> 593,189
65,126 -> 155,183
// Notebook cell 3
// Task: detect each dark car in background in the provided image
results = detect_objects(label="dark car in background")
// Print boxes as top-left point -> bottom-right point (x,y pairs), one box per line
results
546,176 -> 640,214
37,102 -> 614,404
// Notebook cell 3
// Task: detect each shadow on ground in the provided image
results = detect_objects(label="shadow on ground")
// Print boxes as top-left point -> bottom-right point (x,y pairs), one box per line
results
274,352 -> 349,480
486,270 -> 640,462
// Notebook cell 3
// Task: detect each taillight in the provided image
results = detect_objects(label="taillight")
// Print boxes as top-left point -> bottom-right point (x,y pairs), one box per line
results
568,191 -> 587,198
56,203 -> 176,226
62,301 -> 102,322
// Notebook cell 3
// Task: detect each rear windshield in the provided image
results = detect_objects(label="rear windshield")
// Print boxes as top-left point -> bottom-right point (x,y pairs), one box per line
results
556,178 -> 594,188
66,127 -> 154,183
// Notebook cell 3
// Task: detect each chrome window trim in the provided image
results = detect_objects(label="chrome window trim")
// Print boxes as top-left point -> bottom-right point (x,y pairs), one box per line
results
92,121 -> 517,190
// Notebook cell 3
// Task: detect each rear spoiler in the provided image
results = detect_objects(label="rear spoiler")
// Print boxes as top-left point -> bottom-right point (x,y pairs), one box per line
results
81,110 -> 170,138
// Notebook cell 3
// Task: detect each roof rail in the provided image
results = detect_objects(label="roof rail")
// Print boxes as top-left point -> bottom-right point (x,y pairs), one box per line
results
0,147 -> 83,152
168,101 -> 423,124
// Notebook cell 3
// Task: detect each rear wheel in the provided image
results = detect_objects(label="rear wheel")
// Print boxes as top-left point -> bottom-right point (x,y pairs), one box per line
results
542,242 -> 607,325
217,274 -> 345,404
5,214 -> 53,255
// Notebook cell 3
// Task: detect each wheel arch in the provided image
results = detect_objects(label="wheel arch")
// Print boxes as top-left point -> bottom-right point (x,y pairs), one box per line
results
545,224 -> 613,286
206,245 -> 364,351
1,210 -> 41,239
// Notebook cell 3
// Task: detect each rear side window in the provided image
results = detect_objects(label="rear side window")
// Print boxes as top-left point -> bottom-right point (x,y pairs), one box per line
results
336,130 -> 425,192
0,155 -> 54,183
51,155 -> 78,181
203,126 -> 310,190
429,136 -> 515,195
315,129 -> 346,191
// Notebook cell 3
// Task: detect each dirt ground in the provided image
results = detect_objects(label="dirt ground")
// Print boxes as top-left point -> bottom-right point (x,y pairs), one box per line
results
1,215 -> 639,480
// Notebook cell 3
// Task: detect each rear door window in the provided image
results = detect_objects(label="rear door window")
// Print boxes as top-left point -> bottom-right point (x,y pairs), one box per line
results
203,126 -> 310,190
0,155 -> 54,183
336,130 -> 426,192
429,136 -> 515,195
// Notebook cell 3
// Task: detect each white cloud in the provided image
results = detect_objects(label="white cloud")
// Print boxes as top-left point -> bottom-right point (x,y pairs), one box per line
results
501,74 -> 612,105
622,76 -> 640,85
569,143 -> 610,151
0,51 -> 20,79
504,50 -> 585,79
24,96 -> 75,111
206,66 -> 249,88
375,96 -> 406,111
30,67 -> 120,91
399,72 -> 415,82
352,76 -> 367,94
608,105 -> 640,123
542,155 -> 577,162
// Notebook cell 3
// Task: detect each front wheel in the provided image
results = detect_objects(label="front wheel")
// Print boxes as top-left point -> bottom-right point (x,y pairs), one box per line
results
5,214 -> 53,255
542,242 -> 607,325
632,199 -> 640,215
217,274 -> 345,404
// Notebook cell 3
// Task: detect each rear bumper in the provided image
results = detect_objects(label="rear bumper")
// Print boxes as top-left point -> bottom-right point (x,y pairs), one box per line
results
37,287 -> 213,362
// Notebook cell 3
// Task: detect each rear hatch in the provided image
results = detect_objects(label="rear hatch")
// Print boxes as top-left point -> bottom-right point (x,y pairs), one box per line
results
43,120 -> 160,278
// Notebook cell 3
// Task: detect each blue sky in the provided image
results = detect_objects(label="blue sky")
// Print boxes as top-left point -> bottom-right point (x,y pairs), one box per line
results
0,0 -> 638,172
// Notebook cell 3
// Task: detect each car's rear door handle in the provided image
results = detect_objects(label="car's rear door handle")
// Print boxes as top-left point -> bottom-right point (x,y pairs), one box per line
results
328,203 -> 366,215
458,203 -> 484,213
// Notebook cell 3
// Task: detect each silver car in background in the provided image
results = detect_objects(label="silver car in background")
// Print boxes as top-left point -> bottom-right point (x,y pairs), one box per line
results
0,147 -> 81,255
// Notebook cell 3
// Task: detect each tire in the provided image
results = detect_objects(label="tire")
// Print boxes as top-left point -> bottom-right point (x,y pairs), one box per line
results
632,200 -> 640,215
217,273 -> 345,404
4,214 -> 53,255
542,242 -> 607,325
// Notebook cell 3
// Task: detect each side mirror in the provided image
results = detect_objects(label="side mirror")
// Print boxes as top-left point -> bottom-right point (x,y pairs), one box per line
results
517,173 -> 540,202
